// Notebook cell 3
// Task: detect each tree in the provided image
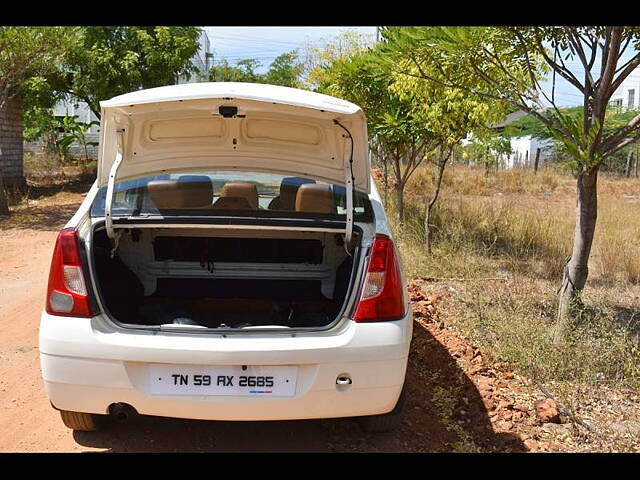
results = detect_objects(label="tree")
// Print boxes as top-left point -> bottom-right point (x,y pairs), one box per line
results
505,106 -> 640,174
383,26 -> 640,339
208,51 -> 303,88
381,39 -> 511,252
319,40 -> 509,246
264,51 -> 304,88
317,48 -> 437,223
0,27 -> 77,110
234,59 -> 262,82
208,58 -> 257,83
0,27 -> 79,216
300,30 -> 375,90
462,131 -> 513,171
49,27 -> 201,118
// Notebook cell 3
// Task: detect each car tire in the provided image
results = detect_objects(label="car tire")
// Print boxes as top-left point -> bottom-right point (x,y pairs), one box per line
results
358,383 -> 407,433
59,410 -> 107,432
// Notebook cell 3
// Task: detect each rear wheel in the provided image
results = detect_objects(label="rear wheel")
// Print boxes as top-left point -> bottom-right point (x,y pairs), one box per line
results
358,384 -> 407,433
59,410 -> 107,432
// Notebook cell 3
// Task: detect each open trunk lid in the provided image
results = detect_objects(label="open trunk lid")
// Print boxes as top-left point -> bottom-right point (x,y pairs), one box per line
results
97,82 -> 370,193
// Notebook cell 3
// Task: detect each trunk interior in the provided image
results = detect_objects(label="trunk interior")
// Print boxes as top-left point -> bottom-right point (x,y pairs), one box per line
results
91,225 -> 359,330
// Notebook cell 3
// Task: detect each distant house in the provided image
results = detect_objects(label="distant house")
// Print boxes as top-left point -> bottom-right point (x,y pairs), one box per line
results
493,110 -> 555,169
610,65 -> 640,111
504,135 -> 555,169
24,30 -> 212,162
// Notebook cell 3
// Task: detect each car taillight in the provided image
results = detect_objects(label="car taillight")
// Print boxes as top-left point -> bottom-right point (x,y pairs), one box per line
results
353,234 -> 405,322
46,227 -> 94,317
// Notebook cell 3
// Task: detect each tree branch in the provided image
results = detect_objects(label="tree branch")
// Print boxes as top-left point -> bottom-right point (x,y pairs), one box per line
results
564,27 -> 595,90
601,111 -> 640,154
609,52 -> 640,96
533,34 -> 585,93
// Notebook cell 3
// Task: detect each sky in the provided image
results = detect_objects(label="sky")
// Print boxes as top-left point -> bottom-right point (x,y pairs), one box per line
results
203,27 -> 639,108
536,47 -> 639,107
204,26 -> 377,70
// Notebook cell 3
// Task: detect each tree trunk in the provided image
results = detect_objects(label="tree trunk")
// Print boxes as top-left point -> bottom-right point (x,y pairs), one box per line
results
395,182 -> 404,223
534,148 -> 541,174
555,168 -> 599,342
625,150 -> 633,178
0,170 -> 9,216
383,156 -> 389,206
425,153 -> 450,254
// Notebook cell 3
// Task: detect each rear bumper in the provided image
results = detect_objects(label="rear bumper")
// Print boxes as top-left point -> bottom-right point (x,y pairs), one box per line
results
39,311 -> 412,421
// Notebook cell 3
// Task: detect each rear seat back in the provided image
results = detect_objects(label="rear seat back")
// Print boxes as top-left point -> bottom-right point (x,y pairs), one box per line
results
217,181 -> 259,209
147,175 -> 213,209
295,183 -> 336,214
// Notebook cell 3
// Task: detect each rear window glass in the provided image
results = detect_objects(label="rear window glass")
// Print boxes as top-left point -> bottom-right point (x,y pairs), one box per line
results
91,171 -> 372,220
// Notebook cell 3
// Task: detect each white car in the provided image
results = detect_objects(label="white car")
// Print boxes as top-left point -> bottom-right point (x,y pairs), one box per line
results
39,82 -> 412,433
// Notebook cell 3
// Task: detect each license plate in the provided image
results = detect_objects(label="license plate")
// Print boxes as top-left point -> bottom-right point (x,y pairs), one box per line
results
148,364 -> 297,397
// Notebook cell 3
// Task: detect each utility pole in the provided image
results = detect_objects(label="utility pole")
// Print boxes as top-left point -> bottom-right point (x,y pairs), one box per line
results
205,52 -> 214,80
376,26 -> 380,43
534,148 -> 541,174
625,149 -> 633,178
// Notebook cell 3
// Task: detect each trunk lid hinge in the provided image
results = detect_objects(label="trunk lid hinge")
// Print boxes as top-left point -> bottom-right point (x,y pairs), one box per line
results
105,127 -> 125,257
334,119 -> 355,246
345,163 -> 354,245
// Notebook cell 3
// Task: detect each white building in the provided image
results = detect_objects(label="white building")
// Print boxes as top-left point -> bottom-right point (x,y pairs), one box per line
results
184,29 -> 211,80
501,67 -> 640,168
610,65 -> 640,110
503,135 -> 555,169
490,110 -> 555,169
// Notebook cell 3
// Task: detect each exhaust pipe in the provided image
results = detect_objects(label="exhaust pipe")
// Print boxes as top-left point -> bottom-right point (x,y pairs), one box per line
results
109,403 -> 138,423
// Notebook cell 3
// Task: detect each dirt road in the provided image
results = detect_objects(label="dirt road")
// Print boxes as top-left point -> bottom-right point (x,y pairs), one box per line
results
0,191 -> 541,452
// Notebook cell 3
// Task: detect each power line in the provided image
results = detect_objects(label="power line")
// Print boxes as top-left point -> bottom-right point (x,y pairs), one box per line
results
207,34 -> 307,48
210,55 -> 287,64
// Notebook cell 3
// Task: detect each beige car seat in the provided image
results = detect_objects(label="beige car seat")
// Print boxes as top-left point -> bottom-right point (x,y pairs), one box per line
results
147,175 -> 213,209
295,183 -> 336,214
214,181 -> 259,210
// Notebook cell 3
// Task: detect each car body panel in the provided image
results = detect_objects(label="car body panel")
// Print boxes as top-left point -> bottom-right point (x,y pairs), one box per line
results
40,310 -> 412,420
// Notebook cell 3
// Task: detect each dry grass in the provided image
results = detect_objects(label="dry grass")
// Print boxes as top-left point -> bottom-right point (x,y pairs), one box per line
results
0,156 -> 95,231
389,165 -> 640,285
384,165 -> 640,395
22,153 -> 96,190
406,164 -> 571,197
595,196 -> 640,284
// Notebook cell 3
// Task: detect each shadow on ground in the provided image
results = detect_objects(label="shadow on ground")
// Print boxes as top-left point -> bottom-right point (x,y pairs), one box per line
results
1,179 -> 93,231
0,203 -> 83,231
72,320 -> 526,452
6,178 -> 92,204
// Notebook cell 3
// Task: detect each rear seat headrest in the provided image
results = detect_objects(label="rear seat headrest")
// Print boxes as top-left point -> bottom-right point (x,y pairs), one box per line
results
295,183 -> 336,214
147,175 -> 213,209
212,196 -> 253,210
278,177 -> 316,211
220,181 -> 259,209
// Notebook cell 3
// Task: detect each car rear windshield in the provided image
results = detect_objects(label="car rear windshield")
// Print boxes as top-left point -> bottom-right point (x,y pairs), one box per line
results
91,171 -> 372,220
